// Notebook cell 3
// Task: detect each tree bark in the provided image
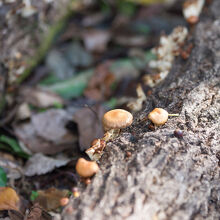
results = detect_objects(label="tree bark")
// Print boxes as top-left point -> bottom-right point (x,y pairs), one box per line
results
0,0 -> 72,84
62,1 -> 220,219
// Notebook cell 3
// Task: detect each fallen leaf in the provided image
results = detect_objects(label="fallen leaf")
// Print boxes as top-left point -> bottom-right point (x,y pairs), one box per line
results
0,157 -> 23,180
34,188 -> 69,211
0,167 -> 7,187
46,49 -> 75,80
84,62 -> 115,101
114,34 -> 148,47
8,210 -> 24,220
26,204 -> 52,220
14,109 -> 77,154
31,191 -> 39,201
31,110 -> 71,142
19,87 -> 64,108
0,187 -> 20,211
41,69 -> 94,99
16,103 -> 31,120
8,203 -> 52,220
24,153 -> 70,176
45,42 -> 92,82
64,41 -> 93,68
73,105 -> 105,151
0,135 -> 29,159
83,29 -> 111,52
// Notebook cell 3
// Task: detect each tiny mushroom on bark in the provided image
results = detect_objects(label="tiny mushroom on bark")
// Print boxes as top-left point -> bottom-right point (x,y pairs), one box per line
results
103,109 -> 133,132
76,158 -> 99,178
148,108 -> 179,126
60,197 -> 69,207
102,109 -> 133,143
86,109 -> 133,161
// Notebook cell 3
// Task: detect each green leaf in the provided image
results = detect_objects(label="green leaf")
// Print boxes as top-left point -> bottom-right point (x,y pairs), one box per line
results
30,191 -> 39,201
0,167 -> 7,187
0,135 -> 30,159
41,69 -> 94,99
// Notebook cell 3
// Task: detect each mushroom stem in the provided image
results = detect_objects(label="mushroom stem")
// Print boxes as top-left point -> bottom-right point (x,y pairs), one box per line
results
102,129 -> 120,142
168,114 -> 179,117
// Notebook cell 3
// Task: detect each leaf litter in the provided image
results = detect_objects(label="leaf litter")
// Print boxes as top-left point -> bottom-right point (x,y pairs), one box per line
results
19,87 -> 64,109
73,105 -> 105,151
24,153 -> 70,177
14,109 -> 77,154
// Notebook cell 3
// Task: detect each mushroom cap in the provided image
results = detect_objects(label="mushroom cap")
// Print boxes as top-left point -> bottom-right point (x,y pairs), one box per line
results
102,109 -> 133,131
148,108 -> 168,126
76,158 -> 99,178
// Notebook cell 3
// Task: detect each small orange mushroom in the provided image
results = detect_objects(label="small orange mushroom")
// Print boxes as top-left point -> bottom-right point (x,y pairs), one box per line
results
102,109 -> 133,131
148,108 -> 179,126
60,197 -> 69,206
75,158 -> 99,178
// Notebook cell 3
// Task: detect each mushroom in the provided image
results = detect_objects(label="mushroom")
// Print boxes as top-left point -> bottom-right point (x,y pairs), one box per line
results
75,158 -> 99,178
86,109 -> 133,161
72,187 -> 80,198
102,109 -> 133,133
60,197 -> 69,207
148,108 -> 179,126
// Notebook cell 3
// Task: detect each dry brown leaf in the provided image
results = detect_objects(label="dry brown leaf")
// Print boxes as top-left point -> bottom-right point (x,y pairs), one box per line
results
24,153 -> 70,176
14,109 -> 77,154
84,62 -> 115,101
8,203 -> 52,220
73,105 -> 105,151
0,187 -> 20,211
82,29 -> 111,52
34,188 -> 69,211
8,210 -> 24,220
16,103 -> 31,120
26,203 -> 52,220
19,87 -> 64,108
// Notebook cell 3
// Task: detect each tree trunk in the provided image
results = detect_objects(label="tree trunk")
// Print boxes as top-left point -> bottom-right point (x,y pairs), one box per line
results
62,1 -> 220,219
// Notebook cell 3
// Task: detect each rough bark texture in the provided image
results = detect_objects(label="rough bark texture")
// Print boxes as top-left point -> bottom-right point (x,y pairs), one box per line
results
0,0 -> 71,83
62,1 -> 220,220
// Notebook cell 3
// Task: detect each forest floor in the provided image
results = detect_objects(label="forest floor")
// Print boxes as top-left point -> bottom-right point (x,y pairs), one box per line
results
0,0 -> 219,219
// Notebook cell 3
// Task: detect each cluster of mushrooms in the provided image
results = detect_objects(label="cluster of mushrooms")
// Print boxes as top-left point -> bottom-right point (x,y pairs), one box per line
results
75,108 -> 178,179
